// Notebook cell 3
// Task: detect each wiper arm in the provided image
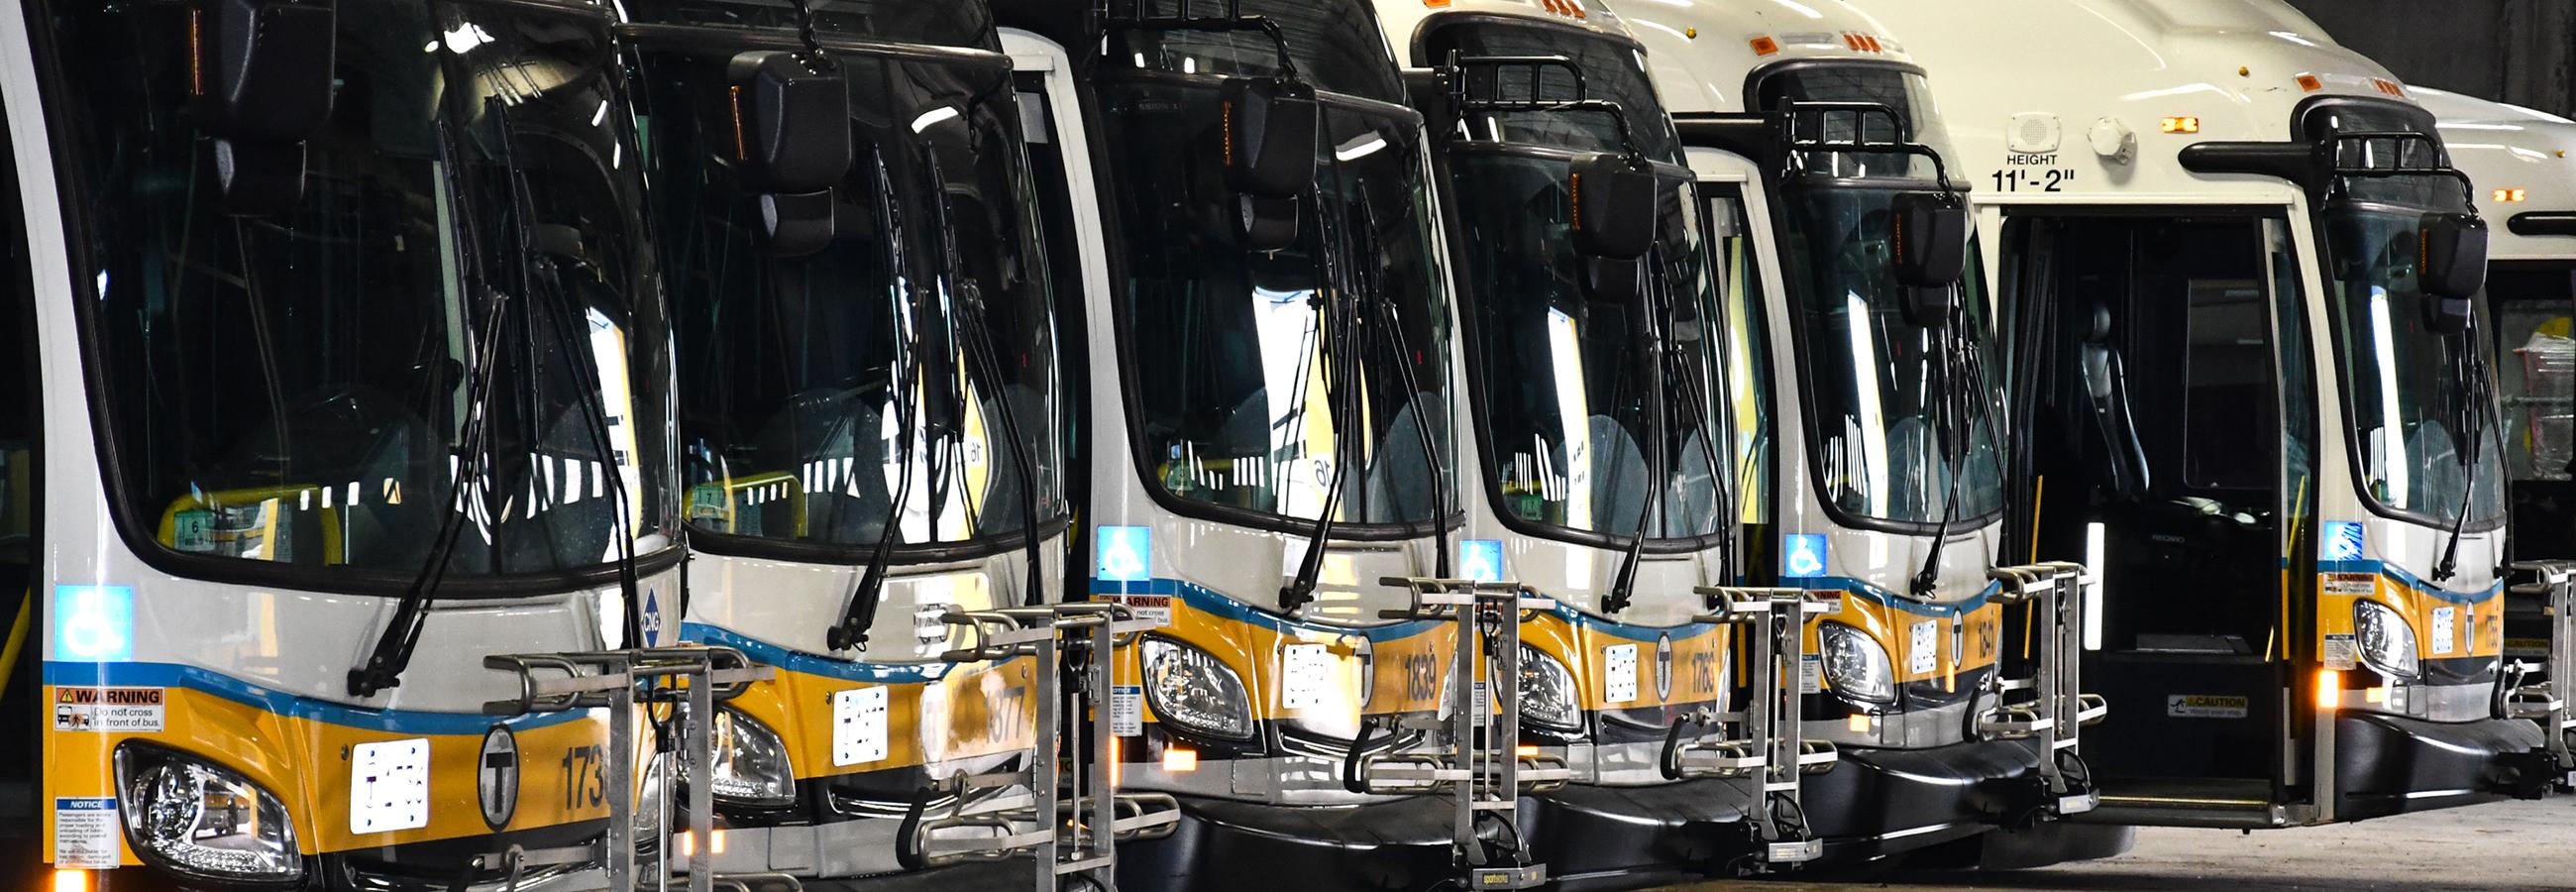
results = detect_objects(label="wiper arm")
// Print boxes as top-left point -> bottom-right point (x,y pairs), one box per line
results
1281,198 -> 1359,612
349,99 -> 506,698
1606,255 -> 1673,615
826,322 -> 925,652
1911,297 -> 1980,600
1349,192 -> 1449,580
2434,314 -> 2496,582
926,143 -> 1050,607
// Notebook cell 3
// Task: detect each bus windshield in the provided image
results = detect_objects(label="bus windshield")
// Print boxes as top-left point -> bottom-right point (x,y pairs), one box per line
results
2322,195 -> 2507,528
639,46 -> 1065,551
1449,154 -> 1733,544
48,0 -> 676,581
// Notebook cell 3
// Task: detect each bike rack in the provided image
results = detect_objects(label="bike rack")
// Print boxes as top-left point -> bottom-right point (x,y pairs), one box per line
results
901,603 -> 1180,890
1979,562 -> 2108,819
480,645 -> 771,892
1660,586 -> 1837,866
1357,578 -> 1568,890
2508,561 -> 2576,788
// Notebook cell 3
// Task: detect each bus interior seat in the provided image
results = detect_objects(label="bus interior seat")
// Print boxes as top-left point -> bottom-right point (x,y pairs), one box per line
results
2079,301 -> 2151,500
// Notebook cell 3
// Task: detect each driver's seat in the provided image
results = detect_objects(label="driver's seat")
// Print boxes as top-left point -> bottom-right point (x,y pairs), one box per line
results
2079,302 -> 2152,500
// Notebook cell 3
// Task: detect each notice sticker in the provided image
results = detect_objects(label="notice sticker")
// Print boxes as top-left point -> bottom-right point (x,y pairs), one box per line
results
832,687 -> 891,767
350,738 -> 432,835
53,686 -> 165,732
2320,573 -> 2376,597
1908,620 -> 1939,676
2323,633 -> 2358,670
2430,607 -> 2457,656
1603,644 -> 1639,705
1799,653 -> 1821,694
1281,644 -> 1332,710
2166,694 -> 2249,719
1111,685 -> 1143,736
54,797 -> 118,868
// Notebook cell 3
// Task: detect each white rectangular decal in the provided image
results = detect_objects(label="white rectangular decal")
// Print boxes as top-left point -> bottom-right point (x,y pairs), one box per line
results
1603,644 -> 1640,704
350,738 -> 432,835
2430,607 -> 2457,656
1111,685 -> 1143,736
1280,643 -> 1332,710
2166,694 -> 2250,719
1908,620 -> 1939,676
54,797 -> 118,868
1799,653 -> 1821,694
53,686 -> 165,732
833,687 -> 892,767
2323,633 -> 2358,670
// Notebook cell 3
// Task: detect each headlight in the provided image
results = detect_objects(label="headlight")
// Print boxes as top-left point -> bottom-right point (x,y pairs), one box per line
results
1515,644 -> 1578,732
114,745 -> 301,881
1817,622 -> 1895,706
691,706 -> 795,807
1141,636 -> 1254,741
2354,601 -> 2420,680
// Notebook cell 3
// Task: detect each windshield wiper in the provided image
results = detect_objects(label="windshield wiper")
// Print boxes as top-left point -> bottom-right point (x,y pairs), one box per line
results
1911,294 -> 1995,599
1605,257 -> 1672,615
1350,192 -> 1450,580
350,98 -> 526,697
825,158 -> 943,652
2433,312 -> 2495,582
923,143 -> 1052,608
1280,194 -> 1363,612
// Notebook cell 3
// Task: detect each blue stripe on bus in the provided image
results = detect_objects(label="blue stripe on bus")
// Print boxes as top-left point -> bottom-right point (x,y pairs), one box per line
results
680,622 -> 950,683
2315,560 -> 2504,605
42,661 -> 590,735
1088,577 -> 1449,641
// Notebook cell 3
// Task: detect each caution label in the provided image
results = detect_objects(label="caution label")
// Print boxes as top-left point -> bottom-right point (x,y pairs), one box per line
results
2166,694 -> 2250,719
2320,573 -> 2376,597
53,687 -> 165,732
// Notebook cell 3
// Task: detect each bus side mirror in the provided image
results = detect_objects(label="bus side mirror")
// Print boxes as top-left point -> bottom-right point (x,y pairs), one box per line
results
2419,212 -> 2487,333
1892,190 -> 1969,287
192,0 -> 336,215
1221,77 -> 1318,200
192,0 -> 336,143
729,52 -> 850,255
1571,154 -> 1658,262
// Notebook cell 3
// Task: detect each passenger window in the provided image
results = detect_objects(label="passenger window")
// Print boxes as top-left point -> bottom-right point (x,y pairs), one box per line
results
2183,277 -> 2277,491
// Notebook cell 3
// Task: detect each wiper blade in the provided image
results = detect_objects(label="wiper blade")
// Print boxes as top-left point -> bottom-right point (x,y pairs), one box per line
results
1605,258 -> 1672,615
1350,192 -> 1449,580
826,159 -> 941,651
1281,197 -> 1359,612
924,145 -> 1050,608
2434,314 -> 2496,582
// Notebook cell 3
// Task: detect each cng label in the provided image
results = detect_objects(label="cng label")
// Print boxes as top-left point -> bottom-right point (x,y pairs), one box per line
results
2166,694 -> 2249,719
477,725 -> 518,831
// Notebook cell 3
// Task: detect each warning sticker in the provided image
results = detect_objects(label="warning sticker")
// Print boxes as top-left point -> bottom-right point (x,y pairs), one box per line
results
2320,573 -> 2376,597
54,797 -> 118,868
2323,633 -> 2358,670
53,687 -> 165,733
2430,607 -> 2457,656
1280,644 -> 1331,711
1110,594 -> 1173,627
2166,694 -> 2249,719
1907,620 -> 1939,676
832,687 -> 890,767
1111,685 -> 1143,736
1603,644 -> 1639,705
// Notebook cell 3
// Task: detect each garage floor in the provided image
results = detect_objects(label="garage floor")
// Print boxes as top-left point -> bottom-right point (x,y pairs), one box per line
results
1666,798 -> 2576,891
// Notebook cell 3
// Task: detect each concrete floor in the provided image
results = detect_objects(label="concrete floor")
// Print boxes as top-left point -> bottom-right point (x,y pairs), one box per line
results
1667,797 -> 2576,891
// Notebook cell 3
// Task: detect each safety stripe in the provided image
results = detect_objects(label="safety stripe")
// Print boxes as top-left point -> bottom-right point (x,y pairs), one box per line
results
42,661 -> 589,735
2316,559 -> 2504,605
1089,577 -> 1448,641
1805,576 -> 2003,618
680,621 -> 951,683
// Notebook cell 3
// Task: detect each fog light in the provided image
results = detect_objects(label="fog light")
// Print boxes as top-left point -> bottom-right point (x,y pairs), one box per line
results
1163,746 -> 1199,773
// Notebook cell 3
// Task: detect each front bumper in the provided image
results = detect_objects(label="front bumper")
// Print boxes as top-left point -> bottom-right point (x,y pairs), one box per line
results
2334,713 -> 2548,820
1115,793 -> 1458,892
1518,777 -> 1760,889
1801,737 -> 2041,865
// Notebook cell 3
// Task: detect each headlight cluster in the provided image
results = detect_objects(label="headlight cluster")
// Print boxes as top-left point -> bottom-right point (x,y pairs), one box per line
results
114,745 -> 300,881
2353,601 -> 2420,680
1515,644 -> 1578,731
1142,636 -> 1255,740
692,705 -> 796,807
1817,622 -> 1895,706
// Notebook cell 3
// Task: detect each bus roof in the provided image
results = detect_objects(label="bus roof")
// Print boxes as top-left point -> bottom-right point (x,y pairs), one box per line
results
1375,0 -> 1641,68
1617,0 -> 1920,117
1848,0 -> 2423,204
2415,86 -> 2576,261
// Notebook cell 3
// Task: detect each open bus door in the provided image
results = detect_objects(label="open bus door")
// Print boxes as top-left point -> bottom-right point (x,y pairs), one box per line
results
0,89 -> 38,883
2003,210 -> 2320,825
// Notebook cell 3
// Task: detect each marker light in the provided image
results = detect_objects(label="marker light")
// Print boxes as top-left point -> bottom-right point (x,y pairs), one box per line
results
52,870 -> 90,892
1515,744 -> 1541,758
1847,713 -> 1874,733
2494,188 -> 2529,203
2315,669 -> 2341,710
1162,746 -> 1199,773
2160,116 -> 2200,134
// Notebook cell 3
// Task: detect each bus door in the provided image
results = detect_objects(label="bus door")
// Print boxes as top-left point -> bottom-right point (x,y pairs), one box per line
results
2006,210 -> 2317,816
0,98 -> 38,878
